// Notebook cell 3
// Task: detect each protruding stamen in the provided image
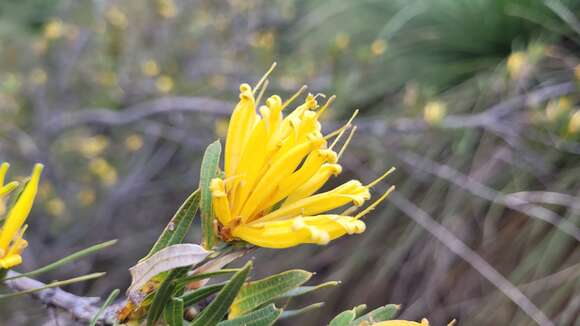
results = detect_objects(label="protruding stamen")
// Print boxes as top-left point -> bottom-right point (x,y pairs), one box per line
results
315,95 -> 336,119
355,185 -> 396,219
281,85 -> 308,110
337,126 -> 356,159
255,79 -> 269,108
326,109 -> 359,145
0,181 -> 20,197
366,167 -> 396,188
253,62 -> 277,95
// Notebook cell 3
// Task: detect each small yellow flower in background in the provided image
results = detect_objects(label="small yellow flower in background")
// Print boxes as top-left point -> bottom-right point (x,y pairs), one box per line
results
574,64 -> 580,81
125,134 -> 144,152
97,71 -> 118,88
141,59 -> 160,77
0,163 -> 43,269
214,119 -> 229,138
210,65 -> 395,248
89,158 -> 118,187
423,101 -> 446,125
158,0 -> 177,19
506,51 -> 528,79
568,111 -> 580,134
106,6 -> 128,29
371,39 -> 387,56
46,198 -> 65,217
43,19 -> 64,40
29,68 -> 47,85
546,98 -> 571,121
156,75 -> 174,94
373,318 -> 429,326
251,31 -> 275,49
77,188 -> 96,207
78,135 -> 109,158
335,33 -> 350,50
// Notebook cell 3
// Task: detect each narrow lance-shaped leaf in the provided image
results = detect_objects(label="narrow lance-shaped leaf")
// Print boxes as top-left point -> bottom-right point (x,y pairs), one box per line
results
191,261 -> 252,326
89,289 -> 120,326
199,140 -> 221,250
279,302 -> 324,320
163,297 -> 185,326
350,304 -> 400,325
4,239 -> 117,281
181,282 -> 226,307
145,190 -> 201,259
128,244 -> 211,300
146,268 -> 189,326
217,304 -> 281,326
229,269 -> 312,318
329,305 -> 366,326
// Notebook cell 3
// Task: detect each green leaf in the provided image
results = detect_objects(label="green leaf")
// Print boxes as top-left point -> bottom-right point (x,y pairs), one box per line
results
329,305 -> 366,326
281,281 -> 339,299
329,310 -> 356,326
176,269 -> 240,287
4,240 -> 117,281
0,272 -> 106,300
199,140 -> 222,250
181,282 -> 226,307
146,189 -> 201,259
279,302 -> 324,319
128,244 -> 211,297
146,268 -> 189,326
89,288 -> 120,326
229,270 -> 312,318
350,304 -> 400,325
217,304 -> 281,326
352,304 -> 368,318
163,297 -> 185,326
191,261 -> 252,326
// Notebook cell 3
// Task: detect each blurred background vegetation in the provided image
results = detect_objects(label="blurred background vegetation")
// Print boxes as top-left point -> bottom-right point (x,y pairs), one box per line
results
1,0 -> 579,325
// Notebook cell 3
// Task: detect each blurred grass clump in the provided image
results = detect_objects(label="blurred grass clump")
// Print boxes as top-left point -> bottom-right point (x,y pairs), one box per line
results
0,0 -> 579,325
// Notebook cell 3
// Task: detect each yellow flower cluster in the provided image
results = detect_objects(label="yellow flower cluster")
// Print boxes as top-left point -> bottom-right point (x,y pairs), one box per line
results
211,66 -> 395,248
0,163 -> 43,269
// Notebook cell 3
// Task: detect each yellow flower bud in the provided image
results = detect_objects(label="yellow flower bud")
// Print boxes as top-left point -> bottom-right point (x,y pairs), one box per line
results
424,101 -> 446,125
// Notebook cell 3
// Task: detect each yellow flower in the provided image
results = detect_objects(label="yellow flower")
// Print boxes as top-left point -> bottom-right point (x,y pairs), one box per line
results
141,60 -> 160,77
125,134 -> 144,152
43,19 -> 64,40
156,75 -> 174,94
0,163 -> 43,269
106,6 -> 128,29
335,33 -> 350,50
423,101 -> 446,125
506,51 -> 527,79
373,319 -> 429,326
157,0 -> 177,19
210,66 -> 395,248
47,198 -> 65,217
568,111 -> 580,134
371,39 -> 387,56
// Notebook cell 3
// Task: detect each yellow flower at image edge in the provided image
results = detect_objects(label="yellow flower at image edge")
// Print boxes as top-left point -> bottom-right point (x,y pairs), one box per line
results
211,66 -> 395,248
0,163 -> 43,269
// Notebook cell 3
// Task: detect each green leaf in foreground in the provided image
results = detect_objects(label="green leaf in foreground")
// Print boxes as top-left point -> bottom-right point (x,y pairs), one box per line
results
229,269 -> 312,318
199,140 -> 222,250
146,189 -> 200,259
89,288 -> 120,326
163,297 -> 185,326
279,302 -> 324,319
329,310 -> 356,326
217,304 -> 281,326
181,282 -> 226,307
3,239 -> 117,281
146,268 -> 188,326
191,261 -> 252,326
329,305 -> 366,326
350,304 -> 400,325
